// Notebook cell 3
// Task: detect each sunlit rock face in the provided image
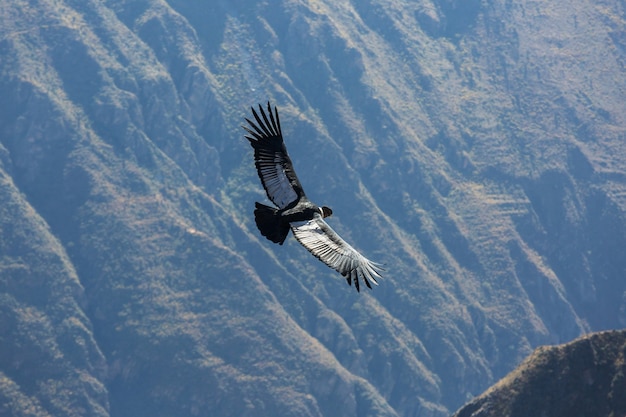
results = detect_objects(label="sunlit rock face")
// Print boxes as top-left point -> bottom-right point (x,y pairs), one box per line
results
453,330 -> 626,417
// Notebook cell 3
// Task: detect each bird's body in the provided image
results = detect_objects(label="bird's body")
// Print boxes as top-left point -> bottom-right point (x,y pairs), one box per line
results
243,102 -> 383,292
253,200 -> 320,245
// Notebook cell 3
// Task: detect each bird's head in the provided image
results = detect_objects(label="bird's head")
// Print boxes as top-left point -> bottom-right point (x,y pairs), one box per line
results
320,206 -> 333,218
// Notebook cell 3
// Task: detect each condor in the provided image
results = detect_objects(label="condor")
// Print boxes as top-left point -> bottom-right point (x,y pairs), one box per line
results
243,102 -> 383,292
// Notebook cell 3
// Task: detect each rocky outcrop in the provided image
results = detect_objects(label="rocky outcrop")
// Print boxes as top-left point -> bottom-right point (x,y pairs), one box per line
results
453,330 -> 626,417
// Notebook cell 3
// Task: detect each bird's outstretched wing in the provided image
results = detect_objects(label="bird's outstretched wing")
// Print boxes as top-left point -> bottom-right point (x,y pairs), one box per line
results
291,214 -> 383,292
243,103 -> 305,209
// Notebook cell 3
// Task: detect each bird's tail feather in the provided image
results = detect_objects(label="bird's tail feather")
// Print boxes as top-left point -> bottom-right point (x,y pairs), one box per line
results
254,202 -> 290,245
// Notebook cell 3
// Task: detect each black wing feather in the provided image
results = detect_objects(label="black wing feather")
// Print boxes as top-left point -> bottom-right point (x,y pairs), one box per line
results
243,103 -> 305,209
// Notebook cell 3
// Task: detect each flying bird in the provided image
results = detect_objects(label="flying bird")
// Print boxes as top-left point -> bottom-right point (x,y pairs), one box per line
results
243,102 -> 383,292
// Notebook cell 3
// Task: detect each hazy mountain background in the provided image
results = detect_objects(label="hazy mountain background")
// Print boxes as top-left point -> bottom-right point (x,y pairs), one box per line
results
1,0 -> 625,416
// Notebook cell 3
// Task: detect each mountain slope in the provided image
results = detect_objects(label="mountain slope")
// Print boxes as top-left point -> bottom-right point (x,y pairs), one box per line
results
1,0 -> 625,416
452,330 -> 626,417
0,146 -> 108,416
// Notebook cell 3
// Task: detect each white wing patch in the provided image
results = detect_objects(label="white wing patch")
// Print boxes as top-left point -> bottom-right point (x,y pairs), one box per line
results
291,217 -> 383,291
244,103 -> 301,209
256,149 -> 298,209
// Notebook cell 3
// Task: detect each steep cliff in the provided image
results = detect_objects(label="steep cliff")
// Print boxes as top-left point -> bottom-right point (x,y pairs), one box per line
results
453,330 -> 626,417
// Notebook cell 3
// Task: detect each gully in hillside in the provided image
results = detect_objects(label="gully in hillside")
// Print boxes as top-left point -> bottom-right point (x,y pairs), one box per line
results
243,102 -> 383,292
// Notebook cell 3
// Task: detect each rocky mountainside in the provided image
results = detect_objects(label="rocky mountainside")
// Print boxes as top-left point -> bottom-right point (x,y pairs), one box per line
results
0,0 -> 625,416
453,330 -> 626,417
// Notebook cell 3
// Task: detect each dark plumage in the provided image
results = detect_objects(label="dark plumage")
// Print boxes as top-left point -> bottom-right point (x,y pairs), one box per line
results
243,102 -> 383,292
